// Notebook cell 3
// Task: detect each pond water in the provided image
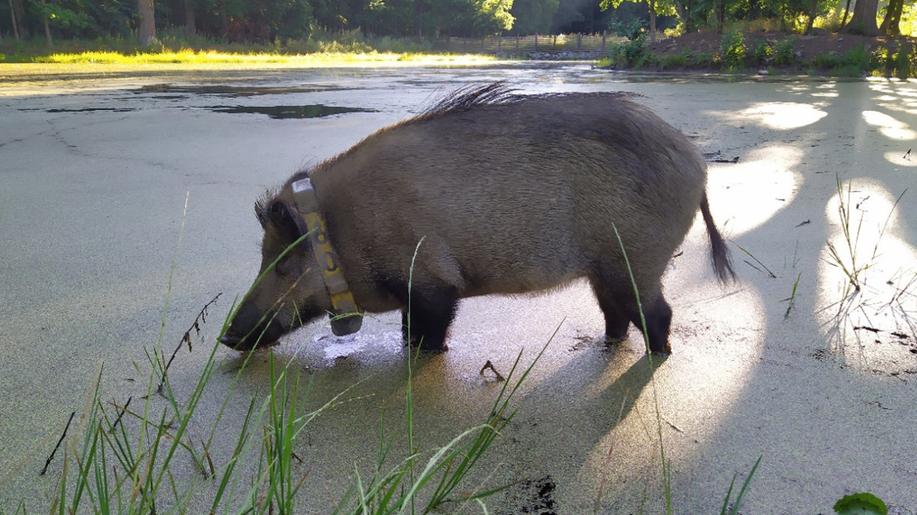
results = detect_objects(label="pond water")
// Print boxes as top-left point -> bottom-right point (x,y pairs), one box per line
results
0,63 -> 915,512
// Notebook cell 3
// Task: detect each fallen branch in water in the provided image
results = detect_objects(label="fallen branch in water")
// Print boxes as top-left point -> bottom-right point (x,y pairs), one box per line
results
40,411 -> 75,476
479,360 -> 505,382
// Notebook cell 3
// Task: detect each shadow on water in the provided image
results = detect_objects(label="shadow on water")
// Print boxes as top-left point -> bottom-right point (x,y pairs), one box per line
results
133,83 -> 351,97
207,104 -> 377,119
45,107 -> 137,113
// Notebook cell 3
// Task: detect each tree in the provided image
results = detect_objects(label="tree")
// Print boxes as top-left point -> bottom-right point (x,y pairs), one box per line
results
879,0 -> 903,35
715,0 -> 723,33
803,0 -> 818,34
7,0 -> 21,39
843,0 -> 878,35
511,0 -> 560,34
184,0 -> 195,35
673,0 -> 693,33
601,0 -> 669,42
474,0 -> 514,33
137,0 -> 155,45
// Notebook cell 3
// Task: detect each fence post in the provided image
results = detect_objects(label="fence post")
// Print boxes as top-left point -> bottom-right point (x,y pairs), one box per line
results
602,30 -> 607,50
534,34 -> 538,50
552,34 -> 557,48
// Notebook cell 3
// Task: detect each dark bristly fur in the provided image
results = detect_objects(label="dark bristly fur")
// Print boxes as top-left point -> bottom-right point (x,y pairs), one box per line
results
223,83 -> 735,355
414,82 -> 523,121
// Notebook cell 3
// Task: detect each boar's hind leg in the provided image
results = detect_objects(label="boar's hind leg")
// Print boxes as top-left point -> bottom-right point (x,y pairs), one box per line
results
589,278 -> 631,342
624,293 -> 673,355
399,286 -> 459,352
592,269 -> 673,354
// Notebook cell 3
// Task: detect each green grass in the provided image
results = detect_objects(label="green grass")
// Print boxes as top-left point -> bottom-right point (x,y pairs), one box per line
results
12,218 -> 546,513
0,49 -> 495,67
0,31 -> 497,68
30,308 -> 550,513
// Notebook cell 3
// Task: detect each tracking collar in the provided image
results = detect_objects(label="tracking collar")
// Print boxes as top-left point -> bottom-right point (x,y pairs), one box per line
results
290,178 -> 363,336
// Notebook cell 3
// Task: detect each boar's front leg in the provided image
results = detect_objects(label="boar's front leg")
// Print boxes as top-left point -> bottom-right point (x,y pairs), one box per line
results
399,285 -> 459,352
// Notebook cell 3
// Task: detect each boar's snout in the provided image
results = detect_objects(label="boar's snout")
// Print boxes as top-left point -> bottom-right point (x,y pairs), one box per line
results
220,301 -> 286,350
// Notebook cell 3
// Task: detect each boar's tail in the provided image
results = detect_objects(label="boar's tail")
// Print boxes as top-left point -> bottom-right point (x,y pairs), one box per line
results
700,193 -> 736,284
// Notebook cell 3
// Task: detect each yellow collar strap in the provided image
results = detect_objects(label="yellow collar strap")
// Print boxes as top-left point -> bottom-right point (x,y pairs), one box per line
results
291,178 -> 363,336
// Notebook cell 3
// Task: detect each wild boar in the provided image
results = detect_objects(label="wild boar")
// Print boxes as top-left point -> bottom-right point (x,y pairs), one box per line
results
220,83 -> 734,354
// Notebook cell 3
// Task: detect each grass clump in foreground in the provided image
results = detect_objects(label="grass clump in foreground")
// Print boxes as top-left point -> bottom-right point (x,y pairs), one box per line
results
30,309 -> 550,513
11,219 -> 549,513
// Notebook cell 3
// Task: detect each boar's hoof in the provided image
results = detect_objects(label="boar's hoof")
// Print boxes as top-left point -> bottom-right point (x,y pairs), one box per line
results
404,335 -> 449,353
604,321 -> 630,343
649,343 -> 672,356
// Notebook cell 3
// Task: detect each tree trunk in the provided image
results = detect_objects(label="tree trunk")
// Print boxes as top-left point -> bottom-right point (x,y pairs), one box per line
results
716,0 -> 725,34
137,0 -> 156,46
684,0 -> 693,33
804,0 -> 818,34
675,2 -> 689,33
8,0 -> 19,40
43,14 -> 52,46
840,0 -> 853,27
879,0 -> 903,36
844,0 -> 879,36
184,0 -> 196,36
647,0 -> 656,42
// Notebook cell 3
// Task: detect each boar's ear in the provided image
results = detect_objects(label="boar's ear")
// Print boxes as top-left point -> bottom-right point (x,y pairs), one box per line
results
266,200 -> 302,241
254,195 -> 272,228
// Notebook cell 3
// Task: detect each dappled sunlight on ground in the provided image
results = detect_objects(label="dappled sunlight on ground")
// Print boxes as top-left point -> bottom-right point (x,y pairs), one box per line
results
869,79 -> 917,116
811,81 -> 839,98
731,101 -> 828,130
883,150 -> 917,167
705,144 -> 802,237
861,110 -> 917,140
579,265 -> 767,508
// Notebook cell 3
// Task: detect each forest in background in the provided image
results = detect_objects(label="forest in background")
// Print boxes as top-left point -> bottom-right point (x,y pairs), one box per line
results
0,0 -> 913,50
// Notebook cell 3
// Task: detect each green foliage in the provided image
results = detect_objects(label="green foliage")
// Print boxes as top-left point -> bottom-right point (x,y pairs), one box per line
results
610,17 -> 646,40
31,0 -> 94,32
753,41 -> 773,64
659,52 -> 688,68
510,0 -> 559,34
690,51 -> 716,66
893,43 -> 914,79
833,492 -> 888,515
720,30 -> 746,70
606,33 -> 650,67
811,45 -> 872,75
773,38 -> 796,66
0,0 -> 519,43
